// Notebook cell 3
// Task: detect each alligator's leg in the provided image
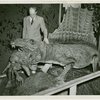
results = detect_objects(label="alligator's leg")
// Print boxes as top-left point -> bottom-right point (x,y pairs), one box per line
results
14,70 -> 24,86
92,55 -> 98,72
56,64 -> 72,85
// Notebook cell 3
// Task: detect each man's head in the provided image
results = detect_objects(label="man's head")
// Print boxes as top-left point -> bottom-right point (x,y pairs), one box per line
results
29,7 -> 37,19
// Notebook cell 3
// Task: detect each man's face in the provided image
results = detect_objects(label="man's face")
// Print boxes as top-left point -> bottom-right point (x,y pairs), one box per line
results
29,8 -> 37,19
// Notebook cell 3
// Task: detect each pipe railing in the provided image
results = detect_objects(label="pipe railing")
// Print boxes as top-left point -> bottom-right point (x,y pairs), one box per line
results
0,71 -> 100,95
34,71 -> 100,95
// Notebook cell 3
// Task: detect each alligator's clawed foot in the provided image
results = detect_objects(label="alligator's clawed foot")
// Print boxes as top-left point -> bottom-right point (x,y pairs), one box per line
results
15,75 -> 24,86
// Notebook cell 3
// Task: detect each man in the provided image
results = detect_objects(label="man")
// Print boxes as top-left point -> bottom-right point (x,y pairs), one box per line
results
22,7 -> 50,74
23,7 -> 49,44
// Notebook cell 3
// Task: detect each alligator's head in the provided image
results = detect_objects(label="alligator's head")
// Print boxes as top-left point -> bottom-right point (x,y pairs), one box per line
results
10,38 -> 39,52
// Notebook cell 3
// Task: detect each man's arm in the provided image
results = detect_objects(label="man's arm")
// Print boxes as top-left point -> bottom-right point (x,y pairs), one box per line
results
22,18 -> 27,39
40,17 -> 49,44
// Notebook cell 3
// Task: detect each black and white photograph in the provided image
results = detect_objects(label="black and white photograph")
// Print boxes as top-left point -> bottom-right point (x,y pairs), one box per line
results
0,2 -> 100,96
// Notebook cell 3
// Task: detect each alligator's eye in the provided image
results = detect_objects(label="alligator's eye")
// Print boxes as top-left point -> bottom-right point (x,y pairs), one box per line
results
31,39 -> 34,42
30,39 -> 36,45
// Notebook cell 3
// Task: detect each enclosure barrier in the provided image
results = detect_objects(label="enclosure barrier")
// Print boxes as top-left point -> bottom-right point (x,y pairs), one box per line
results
34,71 -> 100,95
0,71 -> 100,95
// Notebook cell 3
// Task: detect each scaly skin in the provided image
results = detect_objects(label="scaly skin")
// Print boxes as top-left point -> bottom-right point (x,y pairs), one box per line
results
5,39 -> 42,85
5,38 -> 99,86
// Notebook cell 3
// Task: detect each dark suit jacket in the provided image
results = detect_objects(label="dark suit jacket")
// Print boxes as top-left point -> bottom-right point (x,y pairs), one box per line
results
23,15 -> 47,42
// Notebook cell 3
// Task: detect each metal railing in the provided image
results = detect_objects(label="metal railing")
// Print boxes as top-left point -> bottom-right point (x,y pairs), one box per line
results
0,71 -> 100,95
34,71 -> 100,95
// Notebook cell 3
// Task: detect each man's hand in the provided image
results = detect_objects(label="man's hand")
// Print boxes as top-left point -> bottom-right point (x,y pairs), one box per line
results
44,38 -> 49,44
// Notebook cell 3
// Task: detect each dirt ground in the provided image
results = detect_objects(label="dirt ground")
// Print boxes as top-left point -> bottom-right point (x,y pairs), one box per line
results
1,65 -> 100,95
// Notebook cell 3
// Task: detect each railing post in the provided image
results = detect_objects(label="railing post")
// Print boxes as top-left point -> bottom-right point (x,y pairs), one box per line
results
69,85 -> 77,95
59,4 -> 62,25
